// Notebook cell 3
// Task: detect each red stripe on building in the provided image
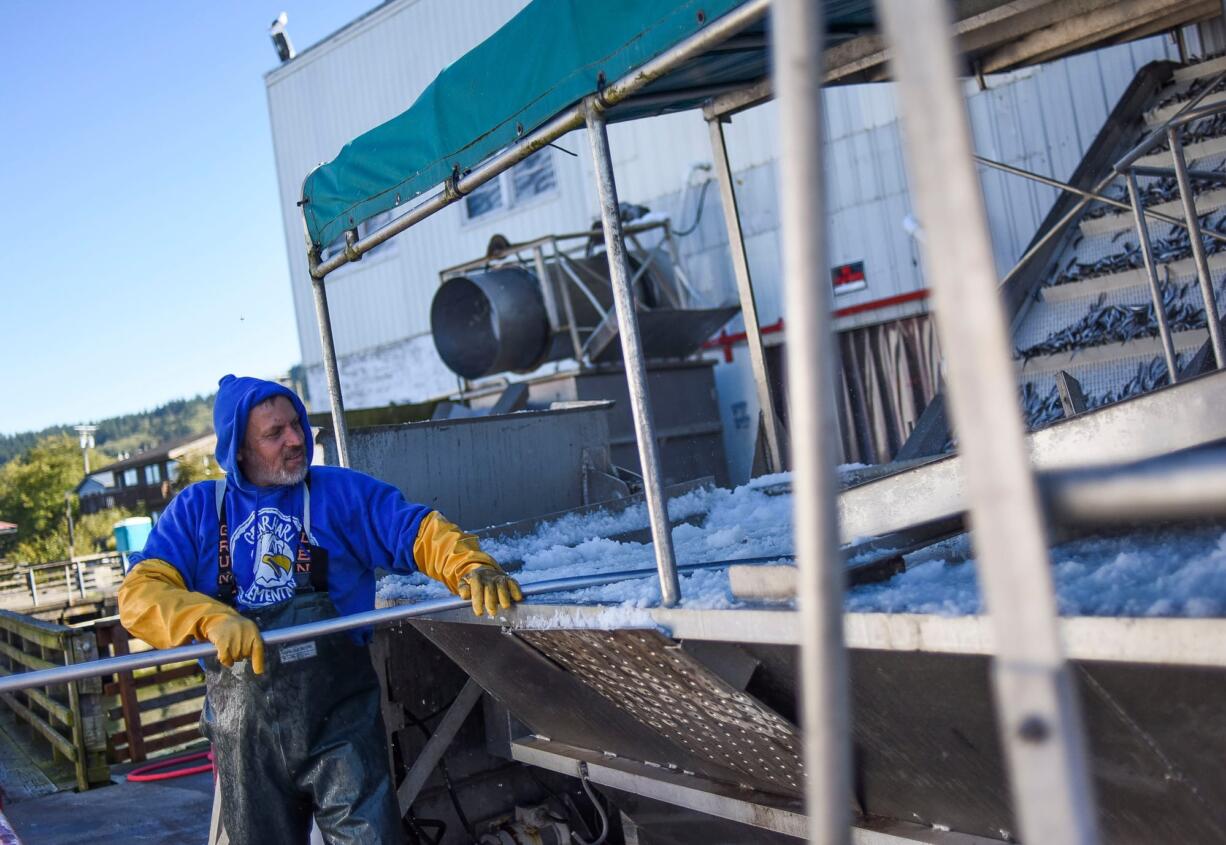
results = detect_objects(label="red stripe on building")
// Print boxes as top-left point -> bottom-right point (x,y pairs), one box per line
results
702,289 -> 930,362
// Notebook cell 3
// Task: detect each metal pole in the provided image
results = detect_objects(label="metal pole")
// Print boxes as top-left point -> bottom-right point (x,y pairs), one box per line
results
1125,170 -> 1179,383
0,559 -> 750,695
878,2 -> 1098,843
550,241 -> 586,362
771,2 -> 850,843
75,560 -> 86,599
26,569 -> 38,607
1169,127 -> 1226,370
661,222 -> 701,308
309,275 -> 351,467
583,99 -> 680,608
708,117 -> 786,474
65,493 -> 75,559
532,245 -> 561,330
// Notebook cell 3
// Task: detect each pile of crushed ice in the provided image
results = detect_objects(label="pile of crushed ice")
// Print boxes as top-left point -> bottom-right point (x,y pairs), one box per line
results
850,525 -> 1226,617
378,472 -> 1226,618
378,473 -> 795,609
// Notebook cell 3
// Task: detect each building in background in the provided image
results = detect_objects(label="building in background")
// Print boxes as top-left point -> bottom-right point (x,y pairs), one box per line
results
79,432 -> 216,517
265,0 -> 1200,480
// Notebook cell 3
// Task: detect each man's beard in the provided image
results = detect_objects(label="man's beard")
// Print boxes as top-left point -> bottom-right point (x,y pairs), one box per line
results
243,451 -> 308,487
261,461 -> 309,487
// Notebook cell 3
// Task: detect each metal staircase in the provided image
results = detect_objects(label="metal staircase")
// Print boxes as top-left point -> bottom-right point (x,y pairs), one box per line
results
1011,56 -> 1226,426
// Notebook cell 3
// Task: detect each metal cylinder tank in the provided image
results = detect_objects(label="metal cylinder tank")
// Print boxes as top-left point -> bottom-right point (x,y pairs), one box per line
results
430,267 -> 551,379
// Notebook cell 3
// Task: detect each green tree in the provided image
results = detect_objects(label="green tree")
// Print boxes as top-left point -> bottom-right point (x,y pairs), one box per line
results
0,435 -> 114,563
170,454 -> 224,493
75,507 -> 142,553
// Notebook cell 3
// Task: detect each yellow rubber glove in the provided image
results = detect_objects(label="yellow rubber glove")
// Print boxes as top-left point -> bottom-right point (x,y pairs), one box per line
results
456,566 -> 525,617
118,559 -> 265,674
413,511 -> 499,592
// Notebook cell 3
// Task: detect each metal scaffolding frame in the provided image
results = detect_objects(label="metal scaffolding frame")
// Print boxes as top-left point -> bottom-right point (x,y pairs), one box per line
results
292,2 -> 1224,840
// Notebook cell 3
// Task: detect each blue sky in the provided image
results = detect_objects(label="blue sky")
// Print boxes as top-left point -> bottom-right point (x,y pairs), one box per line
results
1,2 -> 379,434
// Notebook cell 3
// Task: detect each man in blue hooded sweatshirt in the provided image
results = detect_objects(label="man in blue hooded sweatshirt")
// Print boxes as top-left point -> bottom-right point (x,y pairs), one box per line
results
118,375 -> 522,843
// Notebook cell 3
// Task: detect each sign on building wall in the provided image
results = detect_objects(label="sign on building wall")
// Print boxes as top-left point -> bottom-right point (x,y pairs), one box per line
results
832,261 -> 867,295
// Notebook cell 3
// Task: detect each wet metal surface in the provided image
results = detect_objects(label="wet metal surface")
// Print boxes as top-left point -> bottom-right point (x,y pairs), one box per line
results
517,628 -> 803,796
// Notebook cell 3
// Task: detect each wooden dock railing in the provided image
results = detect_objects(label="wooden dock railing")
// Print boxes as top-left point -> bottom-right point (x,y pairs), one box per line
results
0,610 -> 109,790
92,620 -> 206,764
0,554 -> 126,613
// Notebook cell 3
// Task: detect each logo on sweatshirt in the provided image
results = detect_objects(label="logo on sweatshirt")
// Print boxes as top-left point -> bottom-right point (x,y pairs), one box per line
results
232,507 -> 316,608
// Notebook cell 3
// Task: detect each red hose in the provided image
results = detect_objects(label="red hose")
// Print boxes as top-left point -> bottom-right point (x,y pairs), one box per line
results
126,750 -> 214,782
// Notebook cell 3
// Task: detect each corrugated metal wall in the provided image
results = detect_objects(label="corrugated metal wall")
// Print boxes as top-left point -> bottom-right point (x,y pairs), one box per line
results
266,0 -> 1178,410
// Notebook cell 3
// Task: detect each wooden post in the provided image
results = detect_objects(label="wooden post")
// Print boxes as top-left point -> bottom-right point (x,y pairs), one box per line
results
107,625 -> 146,763
63,629 -> 109,788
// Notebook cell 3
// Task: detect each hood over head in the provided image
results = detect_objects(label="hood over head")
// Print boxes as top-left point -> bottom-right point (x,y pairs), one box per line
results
213,374 -> 313,491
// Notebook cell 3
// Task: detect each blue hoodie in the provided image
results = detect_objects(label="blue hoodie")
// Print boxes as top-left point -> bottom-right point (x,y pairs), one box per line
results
130,375 -> 433,628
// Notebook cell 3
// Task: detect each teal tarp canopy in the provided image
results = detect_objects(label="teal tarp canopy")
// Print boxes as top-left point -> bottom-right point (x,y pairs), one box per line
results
301,0 -> 875,251
302,0 -> 744,250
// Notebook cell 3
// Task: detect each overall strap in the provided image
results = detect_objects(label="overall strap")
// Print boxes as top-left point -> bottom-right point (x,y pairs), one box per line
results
294,473 -> 329,594
214,477 -> 237,605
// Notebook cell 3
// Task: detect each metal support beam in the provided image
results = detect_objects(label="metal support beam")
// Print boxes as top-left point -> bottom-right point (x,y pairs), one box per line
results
309,274 -> 351,467
397,677 -> 484,813
1170,127 -> 1226,370
512,736 -> 806,838
878,2 -> 1098,844
513,737 -> 1004,844
532,245 -> 561,330
771,2 -> 851,843
1125,169 -> 1179,382
707,117 -> 785,474
583,100 -> 680,608
549,242 -> 586,362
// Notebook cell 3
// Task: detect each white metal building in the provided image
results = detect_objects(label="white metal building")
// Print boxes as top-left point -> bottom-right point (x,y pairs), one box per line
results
265,0 -> 1190,480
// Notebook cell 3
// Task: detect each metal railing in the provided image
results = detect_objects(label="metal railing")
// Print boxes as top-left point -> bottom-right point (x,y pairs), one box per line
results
0,553 -> 126,610
977,69 -> 1226,388
1114,95 -> 1226,376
